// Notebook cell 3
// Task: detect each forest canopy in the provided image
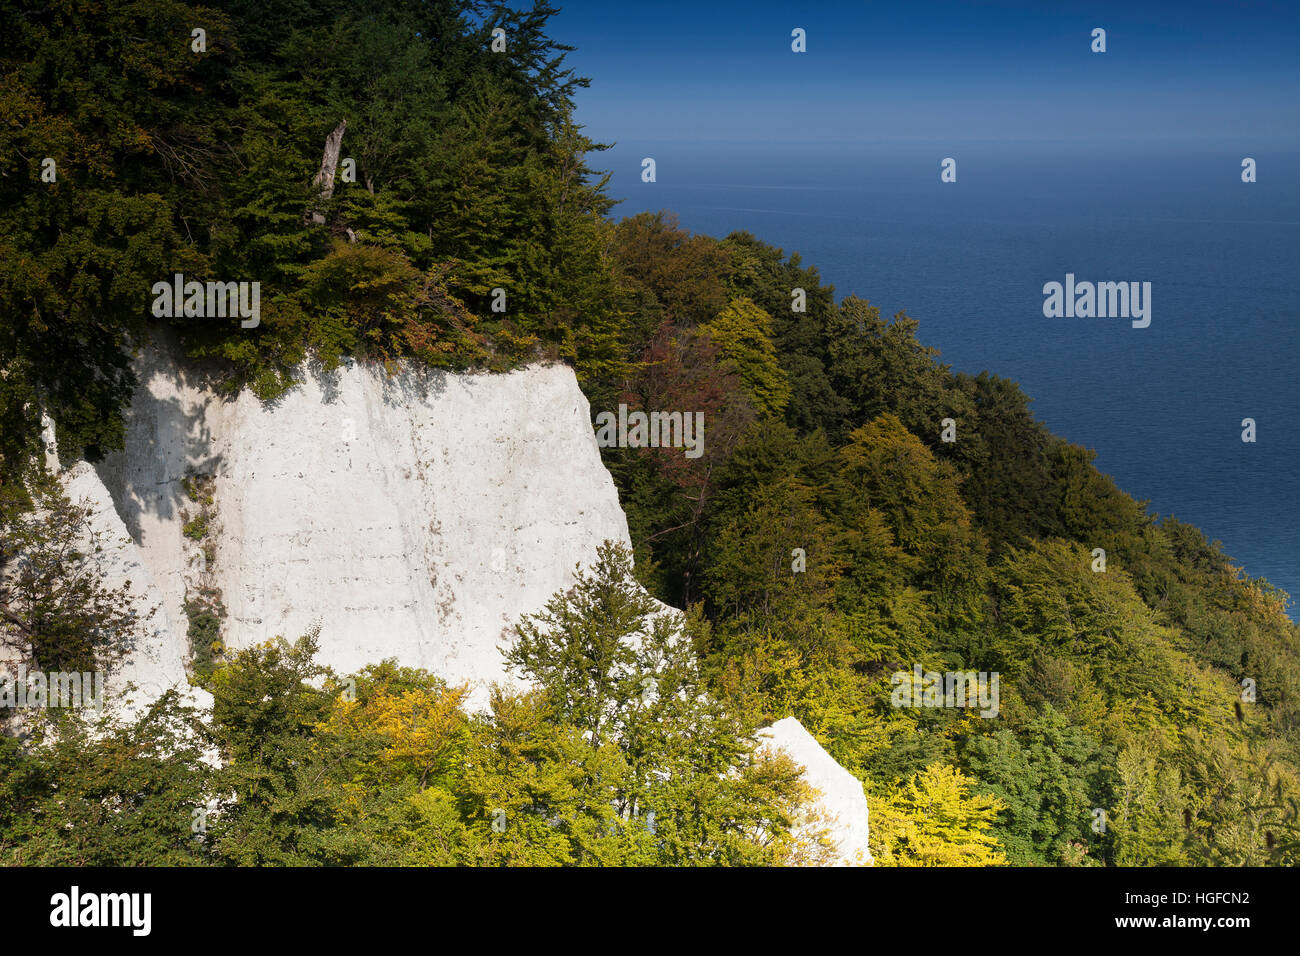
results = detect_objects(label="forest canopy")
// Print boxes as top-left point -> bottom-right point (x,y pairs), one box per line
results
2,0 -> 1298,867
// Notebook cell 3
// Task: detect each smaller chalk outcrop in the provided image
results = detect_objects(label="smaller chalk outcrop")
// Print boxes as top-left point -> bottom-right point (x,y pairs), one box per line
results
757,716 -> 873,866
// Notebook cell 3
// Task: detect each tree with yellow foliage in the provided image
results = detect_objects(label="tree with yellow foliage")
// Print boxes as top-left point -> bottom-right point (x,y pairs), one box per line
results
697,296 -> 792,419
317,661 -> 470,792
869,763 -> 1008,866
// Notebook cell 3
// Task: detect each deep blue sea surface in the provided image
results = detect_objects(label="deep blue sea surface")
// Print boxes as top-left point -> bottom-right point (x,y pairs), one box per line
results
599,141 -> 1300,614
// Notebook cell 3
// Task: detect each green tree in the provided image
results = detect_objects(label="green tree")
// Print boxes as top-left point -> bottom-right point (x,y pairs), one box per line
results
698,296 -> 791,418
963,707 -> 1108,865
507,540 -> 808,864
839,413 -> 989,631
201,632 -> 343,865
0,692 -> 211,865
0,471 -> 145,671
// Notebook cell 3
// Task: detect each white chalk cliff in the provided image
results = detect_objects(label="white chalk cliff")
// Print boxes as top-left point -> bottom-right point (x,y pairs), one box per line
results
53,347 -> 871,863
91,349 -> 630,708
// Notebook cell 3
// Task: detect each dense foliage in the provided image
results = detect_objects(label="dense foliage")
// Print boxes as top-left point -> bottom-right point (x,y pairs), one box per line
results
2,0 -> 1298,866
601,216 -> 1300,866
1,548 -> 819,865
0,0 -> 623,476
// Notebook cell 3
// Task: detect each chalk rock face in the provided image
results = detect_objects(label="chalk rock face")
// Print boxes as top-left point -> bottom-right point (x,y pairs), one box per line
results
91,350 -> 632,709
42,462 -> 202,716
757,716 -> 874,866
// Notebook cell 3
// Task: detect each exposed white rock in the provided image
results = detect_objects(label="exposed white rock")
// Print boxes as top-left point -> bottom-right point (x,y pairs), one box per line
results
757,716 -> 874,866
91,348 -> 633,710
29,462 -> 205,718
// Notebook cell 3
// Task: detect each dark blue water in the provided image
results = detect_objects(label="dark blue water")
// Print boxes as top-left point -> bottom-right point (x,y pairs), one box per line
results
599,141 -> 1300,613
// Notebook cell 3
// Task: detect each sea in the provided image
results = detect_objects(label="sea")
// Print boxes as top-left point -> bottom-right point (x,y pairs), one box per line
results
598,140 -> 1300,615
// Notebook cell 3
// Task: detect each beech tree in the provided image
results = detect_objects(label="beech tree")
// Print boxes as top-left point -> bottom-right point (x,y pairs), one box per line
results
697,296 -> 791,419
507,541 -> 809,864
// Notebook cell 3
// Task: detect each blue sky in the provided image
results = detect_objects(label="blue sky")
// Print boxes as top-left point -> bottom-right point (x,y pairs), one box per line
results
549,0 -> 1300,145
